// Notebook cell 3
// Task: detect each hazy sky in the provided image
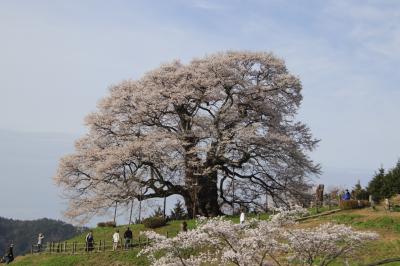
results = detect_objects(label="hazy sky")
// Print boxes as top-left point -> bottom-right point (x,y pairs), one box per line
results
0,0 -> 399,223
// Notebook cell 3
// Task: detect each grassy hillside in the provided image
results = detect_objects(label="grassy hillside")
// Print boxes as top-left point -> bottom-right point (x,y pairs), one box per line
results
301,207 -> 400,266
13,207 -> 400,266
12,220 -> 194,266
0,217 -> 84,256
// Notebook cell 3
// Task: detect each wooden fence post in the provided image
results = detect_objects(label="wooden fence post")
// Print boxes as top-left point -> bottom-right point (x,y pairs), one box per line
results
369,195 -> 375,209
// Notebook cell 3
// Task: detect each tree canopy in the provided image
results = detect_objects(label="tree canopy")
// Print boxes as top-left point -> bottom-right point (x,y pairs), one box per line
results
55,51 -> 320,223
367,161 -> 400,201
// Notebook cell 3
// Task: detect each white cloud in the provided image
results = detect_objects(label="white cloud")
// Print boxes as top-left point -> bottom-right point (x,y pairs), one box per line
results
321,0 -> 400,60
185,0 -> 235,11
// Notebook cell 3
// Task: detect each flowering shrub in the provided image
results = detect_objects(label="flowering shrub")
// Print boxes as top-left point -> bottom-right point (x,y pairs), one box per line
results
138,207 -> 378,266
270,205 -> 309,226
285,223 -> 378,265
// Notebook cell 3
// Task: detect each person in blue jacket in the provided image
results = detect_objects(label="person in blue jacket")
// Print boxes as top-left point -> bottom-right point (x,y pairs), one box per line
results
342,189 -> 351,200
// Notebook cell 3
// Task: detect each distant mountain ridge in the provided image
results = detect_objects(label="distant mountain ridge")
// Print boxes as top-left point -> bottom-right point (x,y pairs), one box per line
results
0,216 -> 85,256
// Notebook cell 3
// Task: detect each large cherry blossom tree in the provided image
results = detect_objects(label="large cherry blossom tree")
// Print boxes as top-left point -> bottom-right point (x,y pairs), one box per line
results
55,51 -> 320,221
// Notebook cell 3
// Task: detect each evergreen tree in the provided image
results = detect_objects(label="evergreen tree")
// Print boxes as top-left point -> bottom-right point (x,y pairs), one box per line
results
170,200 -> 187,220
367,161 -> 400,201
152,206 -> 164,217
383,160 -> 400,197
367,167 -> 386,201
351,180 -> 369,200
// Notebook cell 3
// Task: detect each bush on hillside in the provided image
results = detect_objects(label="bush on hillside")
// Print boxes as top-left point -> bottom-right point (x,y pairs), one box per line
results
143,216 -> 167,229
97,221 -> 116,227
339,200 -> 370,210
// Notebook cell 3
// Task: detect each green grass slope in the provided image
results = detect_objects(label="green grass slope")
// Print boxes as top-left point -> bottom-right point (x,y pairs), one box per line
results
300,207 -> 400,266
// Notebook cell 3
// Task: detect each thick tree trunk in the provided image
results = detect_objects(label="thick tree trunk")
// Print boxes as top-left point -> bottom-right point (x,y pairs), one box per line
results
198,171 -> 221,216
183,171 -> 221,218
180,126 -> 221,218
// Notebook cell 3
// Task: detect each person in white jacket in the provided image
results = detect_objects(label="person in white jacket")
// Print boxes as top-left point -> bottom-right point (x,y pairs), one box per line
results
37,233 -> 44,252
239,211 -> 245,224
112,230 -> 120,251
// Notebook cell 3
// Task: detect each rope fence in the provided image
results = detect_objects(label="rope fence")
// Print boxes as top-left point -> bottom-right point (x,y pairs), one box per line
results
31,231 -> 180,255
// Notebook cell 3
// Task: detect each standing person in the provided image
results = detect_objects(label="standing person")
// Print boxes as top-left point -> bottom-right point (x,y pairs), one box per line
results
123,227 -> 133,249
37,233 -> 44,252
342,189 -> 351,201
181,221 -> 188,232
2,244 -> 14,264
112,230 -> 120,251
239,211 -> 246,224
85,231 -> 94,252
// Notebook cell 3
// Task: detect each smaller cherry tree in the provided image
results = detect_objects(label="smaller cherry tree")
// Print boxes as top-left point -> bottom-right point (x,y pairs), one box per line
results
285,223 -> 378,266
138,207 -> 377,266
